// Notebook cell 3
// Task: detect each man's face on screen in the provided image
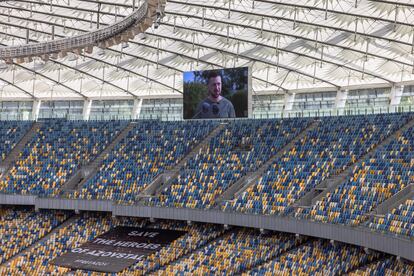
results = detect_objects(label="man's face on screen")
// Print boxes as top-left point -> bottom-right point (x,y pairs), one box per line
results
208,76 -> 222,99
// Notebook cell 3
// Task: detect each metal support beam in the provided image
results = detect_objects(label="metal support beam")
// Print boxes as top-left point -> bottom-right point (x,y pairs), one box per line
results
132,98 -> 143,119
82,99 -> 92,120
31,99 -> 41,120
390,85 -> 404,112
283,92 -> 295,116
335,89 -> 348,114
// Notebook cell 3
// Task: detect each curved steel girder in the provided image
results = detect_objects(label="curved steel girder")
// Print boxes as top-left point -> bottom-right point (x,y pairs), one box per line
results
0,74 -> 36,99
166,12 -> 396,85
0,10 -> 289,92
1,4 -> 394,92
0,29 -> 181,96
167,0 -> 413,48
0,10 -> 392,92
1,0 -> 412,70
0,32 -> 123,98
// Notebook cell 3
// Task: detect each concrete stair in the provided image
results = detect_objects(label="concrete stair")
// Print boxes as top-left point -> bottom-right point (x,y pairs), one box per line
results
370,184 -> 414,217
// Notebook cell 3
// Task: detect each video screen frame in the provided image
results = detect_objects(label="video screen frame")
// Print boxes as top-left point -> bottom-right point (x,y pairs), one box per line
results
183,67 -> 252,120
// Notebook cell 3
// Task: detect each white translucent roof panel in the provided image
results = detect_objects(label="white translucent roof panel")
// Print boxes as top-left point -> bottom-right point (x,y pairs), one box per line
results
0,0 -> 413,100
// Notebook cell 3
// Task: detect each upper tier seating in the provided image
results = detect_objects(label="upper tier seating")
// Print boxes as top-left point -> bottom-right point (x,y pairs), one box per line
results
155,228 -> 300,275
298,121 -> 414,225
225,114 -> 411,215
368,195 -> 414,237
0,207 -> 69,264
0,121 -> 32,161
245,239 -> 381,275
73,120 -> 216,202
0,120 -> 128,196
149,118 -> 311,209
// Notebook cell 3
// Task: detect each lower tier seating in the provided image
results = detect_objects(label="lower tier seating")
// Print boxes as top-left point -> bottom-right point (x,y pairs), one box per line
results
155,228 -> 301,275
0,214 -> 223,275
0,207 -> 69,265
0,212 -> 412,274
0,213 -> 145,274
349,257 -> 414,275
245,239 -> 381,275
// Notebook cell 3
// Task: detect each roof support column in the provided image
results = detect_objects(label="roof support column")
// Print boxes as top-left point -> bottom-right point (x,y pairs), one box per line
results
31,99 -> 41,121
83,99 -> 92,120
389,85 -> 404,112
335,89 -> 348,115
283,92 -> 295,117
132,98 -> 143,120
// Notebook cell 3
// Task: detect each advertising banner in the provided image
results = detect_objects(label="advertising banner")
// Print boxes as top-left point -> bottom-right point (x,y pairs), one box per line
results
52,226 -> 186,273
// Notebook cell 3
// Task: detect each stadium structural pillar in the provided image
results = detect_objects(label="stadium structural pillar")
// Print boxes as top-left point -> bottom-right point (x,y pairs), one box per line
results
334,89 -> 348,115
31,100 -> 41,121
283,92 -> 295,117
83,99 -> 92,120
132,98 -> 143,119
389,85 -> 404,112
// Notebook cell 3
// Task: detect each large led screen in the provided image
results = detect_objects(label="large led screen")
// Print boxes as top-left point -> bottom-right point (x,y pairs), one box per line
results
183,67 -> 250,119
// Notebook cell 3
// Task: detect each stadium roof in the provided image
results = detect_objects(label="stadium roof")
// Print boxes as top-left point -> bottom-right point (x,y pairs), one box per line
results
0,0 -> 413,100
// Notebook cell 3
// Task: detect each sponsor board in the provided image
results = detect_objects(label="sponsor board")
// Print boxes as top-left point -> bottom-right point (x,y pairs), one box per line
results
52,226 -> 186,273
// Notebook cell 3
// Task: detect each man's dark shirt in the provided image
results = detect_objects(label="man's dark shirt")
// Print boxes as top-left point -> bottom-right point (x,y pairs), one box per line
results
194,97 -> 236,119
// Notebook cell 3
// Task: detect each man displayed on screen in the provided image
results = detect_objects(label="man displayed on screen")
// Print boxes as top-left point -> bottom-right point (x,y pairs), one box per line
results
193,72 -> 236,119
